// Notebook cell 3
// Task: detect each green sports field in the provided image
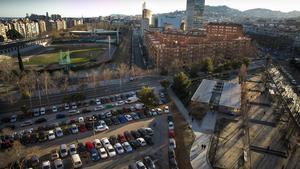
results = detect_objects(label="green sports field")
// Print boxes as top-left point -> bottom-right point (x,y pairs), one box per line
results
24,46 -> 105,65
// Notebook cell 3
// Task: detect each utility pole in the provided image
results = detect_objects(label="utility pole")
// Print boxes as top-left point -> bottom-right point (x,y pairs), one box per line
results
239,64 -> 252,169
17,46 -> 24,72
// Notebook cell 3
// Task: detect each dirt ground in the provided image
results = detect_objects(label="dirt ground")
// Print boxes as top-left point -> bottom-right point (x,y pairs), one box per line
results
171,104 -> 195,169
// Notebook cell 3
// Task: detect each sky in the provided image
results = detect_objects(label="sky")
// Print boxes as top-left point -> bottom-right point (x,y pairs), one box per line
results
0,0 -> 299,17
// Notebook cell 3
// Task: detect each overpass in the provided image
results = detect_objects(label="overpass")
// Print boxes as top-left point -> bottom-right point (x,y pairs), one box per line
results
70,29 -> 120,44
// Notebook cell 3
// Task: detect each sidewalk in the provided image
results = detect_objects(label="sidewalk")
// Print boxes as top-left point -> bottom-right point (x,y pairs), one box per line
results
168,89 -> 213,169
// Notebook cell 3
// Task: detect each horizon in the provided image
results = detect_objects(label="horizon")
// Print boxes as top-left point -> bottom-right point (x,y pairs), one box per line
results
0,0 -> 299,18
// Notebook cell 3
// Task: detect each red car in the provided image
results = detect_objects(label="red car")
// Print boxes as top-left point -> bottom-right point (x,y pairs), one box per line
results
85,141 -> 94,152
79,124 -> 87,132
169,130 -> 175,138
117,134 -> 127,143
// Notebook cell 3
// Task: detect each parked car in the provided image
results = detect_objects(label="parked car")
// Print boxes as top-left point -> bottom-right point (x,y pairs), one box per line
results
30,155 -> 39,167
129,140 -> 140,149
169,138 -> 176,149
79,124 -> 87,132
117,134 -> 127,143
122,141 -> 133,153
136,160 -> 147,169
94,122 -> 109,133
10,115 -> 17,123
104,118 -> 113,126
168,121 -> 174,130
48,130 -> 56,140
71,154 -> 82,168
167,115 -> 173,122
164,106 -> 169,113
144,136 -> 154,145
52,106 -> 58,113
130,112 -> 140,120
77,143 -> 87,155
71,102 -> 77,109
118,114 -> 128,123
109,135 -> 118,145
21,120 -> 33,127
114,143 -> 125,154
137,128 -> 148,137
137,138 -> 147,147
131,130 -> 141,139
69,144 -> 77,155
100,137 -> 110,147
56,114 -> 66,119
105,144 -> 116,157
169,130 -> 175,138
71,124 -> 79,134
98,147 -> 108,159
94,105 -> 104,111
93,139 -> 102,149
40,107 -> 46,115
124,114 -> 133,121
35,118 -> 47,124
55,127 -> 64,137
54,158 -> 63,169
42,160 -> 51,169
38,132 -> 47,142
144,156 -> 156,169
90,148 -> 100,161
60,144 -> 68,158
96,98 -> 101,105
124,131 -> 135,141
50,149 -> 59,160
85,141 -> 94,152
64,103 -> 70,110
111,116 -> 121,125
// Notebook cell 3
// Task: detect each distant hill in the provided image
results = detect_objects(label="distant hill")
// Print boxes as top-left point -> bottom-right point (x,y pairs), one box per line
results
162,5 -> 300,19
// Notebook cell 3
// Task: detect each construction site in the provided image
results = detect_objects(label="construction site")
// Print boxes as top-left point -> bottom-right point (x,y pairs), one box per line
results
208,62 -> 300,169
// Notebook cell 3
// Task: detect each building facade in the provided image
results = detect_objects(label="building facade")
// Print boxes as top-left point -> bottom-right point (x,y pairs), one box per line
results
0,23 -> 7,41
144,23 -> 252,68
186,0 -> 205,30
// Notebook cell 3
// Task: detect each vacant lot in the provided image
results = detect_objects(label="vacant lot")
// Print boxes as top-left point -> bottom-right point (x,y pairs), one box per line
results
172,104 -> 195,169
24,45 -> 106,65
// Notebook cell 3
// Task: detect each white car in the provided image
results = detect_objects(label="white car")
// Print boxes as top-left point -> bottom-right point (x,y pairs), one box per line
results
164,106 -> 169,113
40,107 -> 46,115
114,143 -> 124,154
94,123 -> 109,132
55,127 -> 64,137
117,101 -> 125,106
98,147 -> 108,159
156,108 -> 162,114
60,144 -> 68,158
71,102 -> 77,109
151,109 -> 157,116
42,160 -> 51,169
101,137 -> 110,147
96,98 -> 101,105
52,106 -> 58,113
169,138 -> 176,149
136,161 -> 147,169
48,130 -> 56,140
105,111 -> 112,118
94,105 -> 104,111
124,114 -> 133,121
69,144 -> 77,155
105,144 -> 116,157
71,124 -> 79,134
64,103 -> 70,110
93,139 -> 102,149
137,138 -> 147,146
122,142 -> 133,153
168,121 -> 174,130
78,117 -> 84,124
54,158 -> 63,169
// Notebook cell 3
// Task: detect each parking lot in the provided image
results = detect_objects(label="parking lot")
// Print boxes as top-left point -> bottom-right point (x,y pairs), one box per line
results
0,88 -> 172,169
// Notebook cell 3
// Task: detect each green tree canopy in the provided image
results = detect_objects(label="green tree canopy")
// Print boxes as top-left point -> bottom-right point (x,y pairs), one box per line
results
0,35 -> 4,42
204,57 -> 214,74
138,86 -> 159,108
172,72 -> 191,99
160,79 -> 170,90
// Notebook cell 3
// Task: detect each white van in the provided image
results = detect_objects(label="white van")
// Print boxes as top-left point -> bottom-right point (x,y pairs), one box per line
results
71,154 -> 82,168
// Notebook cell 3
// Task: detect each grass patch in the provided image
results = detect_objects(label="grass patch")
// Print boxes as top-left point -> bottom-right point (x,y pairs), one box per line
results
24,47 -> 103,65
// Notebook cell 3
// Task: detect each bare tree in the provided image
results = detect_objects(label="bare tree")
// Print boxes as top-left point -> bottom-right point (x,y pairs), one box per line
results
116,63 -> 129,87
18,71 -> 37,109
100,68 -> 113,81
40,71 -> 55,104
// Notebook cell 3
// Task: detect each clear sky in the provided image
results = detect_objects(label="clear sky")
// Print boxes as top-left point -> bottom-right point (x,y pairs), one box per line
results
0,0 -> 299,17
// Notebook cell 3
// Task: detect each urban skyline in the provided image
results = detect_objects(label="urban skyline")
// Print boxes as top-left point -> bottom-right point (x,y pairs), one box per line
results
0,0 -> 299,17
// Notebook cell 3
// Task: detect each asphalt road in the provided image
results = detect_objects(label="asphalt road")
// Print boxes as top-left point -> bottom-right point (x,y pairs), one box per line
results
132,28 -> 147,69
0,76 -> 162,115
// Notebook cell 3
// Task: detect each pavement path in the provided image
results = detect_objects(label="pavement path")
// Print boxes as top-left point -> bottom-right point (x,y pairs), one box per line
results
168,89 -> 213,169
